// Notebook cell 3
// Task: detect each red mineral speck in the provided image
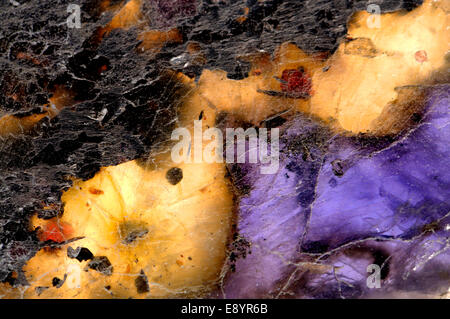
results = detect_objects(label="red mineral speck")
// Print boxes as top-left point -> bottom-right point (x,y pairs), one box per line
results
280,67 -> 312,97
98,64 -> 108,74
89,187 -> 104,195
415,50 -> 427,63
39,220 -> 73,243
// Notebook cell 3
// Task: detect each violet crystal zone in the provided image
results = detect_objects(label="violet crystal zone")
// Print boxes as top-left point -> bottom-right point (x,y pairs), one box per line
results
223,86 -> 450,299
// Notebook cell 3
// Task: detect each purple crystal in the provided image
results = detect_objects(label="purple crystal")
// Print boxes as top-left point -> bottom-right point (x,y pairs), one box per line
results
221,86 -> 450,298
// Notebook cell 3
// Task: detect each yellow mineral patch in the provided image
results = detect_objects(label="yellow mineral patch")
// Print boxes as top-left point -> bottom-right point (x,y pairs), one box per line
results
0,86 -> 75,138
310,0 -> 449,134
0,113 -> 47,137
137,28 -> 184,53
15,155 -> 233,298
97,0 -> 184,53
101,0 -> 143,35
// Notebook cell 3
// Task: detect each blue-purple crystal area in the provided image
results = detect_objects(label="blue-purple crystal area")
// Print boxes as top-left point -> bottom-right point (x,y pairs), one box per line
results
222,86 -> 449,299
